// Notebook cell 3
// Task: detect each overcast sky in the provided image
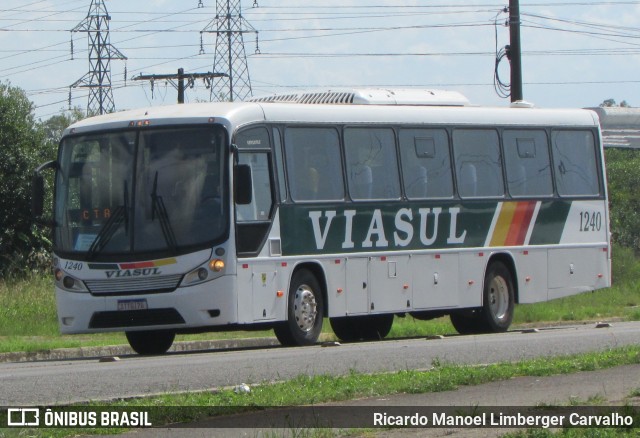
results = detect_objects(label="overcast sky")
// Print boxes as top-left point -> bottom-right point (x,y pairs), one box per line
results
2,0 -> 639,120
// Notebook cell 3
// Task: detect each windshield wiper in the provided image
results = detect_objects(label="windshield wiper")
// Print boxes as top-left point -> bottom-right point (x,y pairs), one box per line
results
151,171 -> 177,253
87,182 -> 129,260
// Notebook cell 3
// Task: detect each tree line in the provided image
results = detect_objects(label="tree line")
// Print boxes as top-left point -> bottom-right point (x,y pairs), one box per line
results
0,82 -> 83,276
0,82 -> 638,277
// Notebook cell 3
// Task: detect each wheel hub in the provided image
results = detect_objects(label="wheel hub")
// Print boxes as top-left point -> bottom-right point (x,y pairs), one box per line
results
488,275 -> 509,321
293,285 -> 317,332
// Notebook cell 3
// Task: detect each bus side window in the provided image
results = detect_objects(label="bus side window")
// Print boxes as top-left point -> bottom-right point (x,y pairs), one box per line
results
234,127 -> 273,222
551,130 -> 600,197
459,162 -> 478,197
284,127 -> 344,202
236,152 -> 272,221
453,129 -> 504,198
503,129 -> 553,198
399,129 -> 453,199
344,127 -> 400,201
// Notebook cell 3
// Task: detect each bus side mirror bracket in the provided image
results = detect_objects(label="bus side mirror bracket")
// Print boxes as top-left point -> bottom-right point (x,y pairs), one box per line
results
32,160 -> 58,226
234,164 -> 253,205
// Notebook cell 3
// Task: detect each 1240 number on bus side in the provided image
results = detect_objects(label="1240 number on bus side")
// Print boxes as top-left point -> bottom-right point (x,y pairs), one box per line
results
579,211 -> 602,232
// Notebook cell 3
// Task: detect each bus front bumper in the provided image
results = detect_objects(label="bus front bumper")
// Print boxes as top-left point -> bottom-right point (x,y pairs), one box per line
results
55,275 -> 238,334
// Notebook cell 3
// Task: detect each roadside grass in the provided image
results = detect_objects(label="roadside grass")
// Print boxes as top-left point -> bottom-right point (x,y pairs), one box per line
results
5,345 -> 640,438
1,245 -> 639,353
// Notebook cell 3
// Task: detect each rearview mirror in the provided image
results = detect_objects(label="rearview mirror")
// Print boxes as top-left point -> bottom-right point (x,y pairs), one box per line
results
31,173 -> 45,218
31,160 -> 58,226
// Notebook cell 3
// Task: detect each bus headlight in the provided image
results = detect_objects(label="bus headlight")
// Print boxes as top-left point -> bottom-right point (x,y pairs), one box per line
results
54,269 -> 88,293
182,259 -> 225,286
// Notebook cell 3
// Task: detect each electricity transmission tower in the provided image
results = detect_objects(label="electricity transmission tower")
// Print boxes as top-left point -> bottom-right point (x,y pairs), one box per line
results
70,0 -> 127,115
202,0 -> 258,102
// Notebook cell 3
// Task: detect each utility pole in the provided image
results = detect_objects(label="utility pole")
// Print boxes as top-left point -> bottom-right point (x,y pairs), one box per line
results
508,0 -> 523,102
70,0 -> 127,115
201,0 -> 259,102
133,69 -> 228,104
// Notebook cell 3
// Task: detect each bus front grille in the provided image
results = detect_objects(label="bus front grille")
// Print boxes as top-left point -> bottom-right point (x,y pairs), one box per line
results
85,274 -> 183,295
89,308 -> 185,329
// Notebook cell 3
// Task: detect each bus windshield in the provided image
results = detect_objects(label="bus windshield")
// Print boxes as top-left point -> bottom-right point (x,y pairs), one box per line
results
54,125 -> 228,259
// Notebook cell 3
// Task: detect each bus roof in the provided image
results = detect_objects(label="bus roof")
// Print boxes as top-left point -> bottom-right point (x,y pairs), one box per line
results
63,97 -> 599,137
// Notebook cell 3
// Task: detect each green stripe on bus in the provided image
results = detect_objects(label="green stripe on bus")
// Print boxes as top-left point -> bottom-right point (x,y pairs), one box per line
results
280,200 -> 571,256
529,201 -> 572,245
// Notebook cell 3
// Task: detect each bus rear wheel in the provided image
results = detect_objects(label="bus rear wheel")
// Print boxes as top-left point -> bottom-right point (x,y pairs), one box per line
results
274,269 -> 324,346
450,261 -> 515,335
125,330 -> 175,355
480,261 -> 515,332
330,314 -> 394,341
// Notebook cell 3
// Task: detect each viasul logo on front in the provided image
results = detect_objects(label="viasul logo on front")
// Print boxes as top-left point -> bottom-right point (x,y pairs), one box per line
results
105,268 -> 162,279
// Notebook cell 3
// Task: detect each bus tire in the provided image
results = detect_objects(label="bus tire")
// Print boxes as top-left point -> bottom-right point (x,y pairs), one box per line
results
358,314 -> 394,340
274,269 -> 324,346
480,261 -> 515,332
330,314 -> 394,341
449,310 -> 484,335
125,330 -> 175,355
329,317 -> 357,342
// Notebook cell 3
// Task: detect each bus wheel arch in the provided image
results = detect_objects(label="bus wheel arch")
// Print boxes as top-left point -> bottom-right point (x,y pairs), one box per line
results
294,262 -> 329,318
486,253 -> 519,304
450,253 -> 517,335
274,263 -> 326,346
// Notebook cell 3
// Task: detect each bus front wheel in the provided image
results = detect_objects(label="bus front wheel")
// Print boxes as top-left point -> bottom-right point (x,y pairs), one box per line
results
274,269 -> 324,346
125,330 -> 175,355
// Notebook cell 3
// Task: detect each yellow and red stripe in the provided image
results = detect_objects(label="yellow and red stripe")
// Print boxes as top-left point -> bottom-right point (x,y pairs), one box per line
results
119,258 -> 177,270
488,201 -> 539,247
89,257 -> 177,270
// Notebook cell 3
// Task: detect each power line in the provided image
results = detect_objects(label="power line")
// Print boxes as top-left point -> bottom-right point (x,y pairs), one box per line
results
70,0 -> 127,115
3,0 -> 640,118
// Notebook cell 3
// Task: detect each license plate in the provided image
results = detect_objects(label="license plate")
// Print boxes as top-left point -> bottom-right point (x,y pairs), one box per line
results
117,299 -> 148,311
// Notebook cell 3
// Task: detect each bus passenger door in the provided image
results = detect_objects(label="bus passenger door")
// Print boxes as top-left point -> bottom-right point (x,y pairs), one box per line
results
234,149 -> 278,321
234,126 -> 278,322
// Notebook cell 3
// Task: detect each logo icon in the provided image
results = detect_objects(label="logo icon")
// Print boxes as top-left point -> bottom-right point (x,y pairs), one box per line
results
7,408 -> 40,426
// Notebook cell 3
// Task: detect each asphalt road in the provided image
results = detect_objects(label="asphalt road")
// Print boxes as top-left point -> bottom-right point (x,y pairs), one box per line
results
1,321 -> 639,406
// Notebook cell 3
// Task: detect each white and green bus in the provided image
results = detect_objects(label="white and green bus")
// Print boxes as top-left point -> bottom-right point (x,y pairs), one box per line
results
33,89 -> 611,355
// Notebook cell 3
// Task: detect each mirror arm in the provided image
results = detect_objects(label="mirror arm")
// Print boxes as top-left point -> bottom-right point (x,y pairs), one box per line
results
32,160 -> 58,227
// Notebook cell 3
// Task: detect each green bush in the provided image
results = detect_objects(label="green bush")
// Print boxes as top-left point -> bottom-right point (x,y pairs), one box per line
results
611,244 -> 640,285
0,82 -> 84,277
605,149 -> 640,253
0,82 -> 55,276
